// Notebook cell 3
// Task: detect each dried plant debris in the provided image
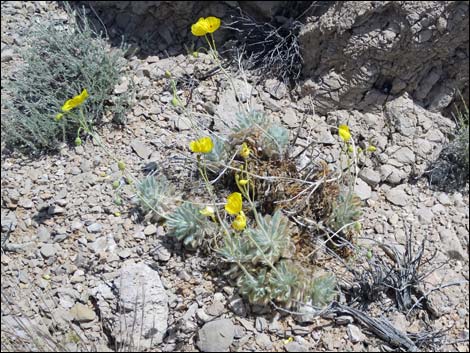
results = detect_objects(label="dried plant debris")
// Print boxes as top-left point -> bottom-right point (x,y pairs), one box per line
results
224,10 -> 303,83
344,226 -> 443,314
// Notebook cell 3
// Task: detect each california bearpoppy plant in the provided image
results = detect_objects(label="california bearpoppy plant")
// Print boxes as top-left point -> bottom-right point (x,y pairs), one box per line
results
191,16 -> 221,60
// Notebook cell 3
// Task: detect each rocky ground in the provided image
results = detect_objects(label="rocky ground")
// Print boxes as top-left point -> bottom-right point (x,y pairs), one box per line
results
1,1 -> 469,352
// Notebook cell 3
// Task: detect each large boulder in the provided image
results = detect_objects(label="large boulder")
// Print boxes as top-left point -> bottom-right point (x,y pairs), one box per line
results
299,1 -> 469,115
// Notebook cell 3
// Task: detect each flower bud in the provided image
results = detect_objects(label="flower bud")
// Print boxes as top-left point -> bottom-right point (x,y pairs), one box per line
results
117,161 -> 126,171
74,137 -> 82,146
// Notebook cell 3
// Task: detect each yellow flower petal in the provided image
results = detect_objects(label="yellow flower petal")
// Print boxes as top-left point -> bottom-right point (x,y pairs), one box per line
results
225,192 -> 242,215
189,137 -> 213,153
62,89 -> 89,112
191,17 -> 209,36
205,16 -> 221,33
240,142 -> 251,159
232,211 -> 246,231
338,124 -> 351,142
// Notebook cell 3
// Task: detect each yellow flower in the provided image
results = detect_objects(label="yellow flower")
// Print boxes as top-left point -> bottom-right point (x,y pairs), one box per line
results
189,137 -> 213,153
232,211 -> 246,231
61,89 -> 89,112
225,192 -> 242,215
200,206 -> 215,217
55,113 -> 64,121
191,16 -> 221,36
240,142 -> 251,159
205,16 -> 221,33
338,124 -> 351,142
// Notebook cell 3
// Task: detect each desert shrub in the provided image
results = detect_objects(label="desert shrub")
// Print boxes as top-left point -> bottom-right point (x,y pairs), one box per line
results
1,4 -> 131,153
427,97 -> 469,191
224,11 -> 303,83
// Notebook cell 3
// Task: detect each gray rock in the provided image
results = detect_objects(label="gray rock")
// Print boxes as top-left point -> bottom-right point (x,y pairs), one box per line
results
205,300 -> 225,317
117,248 -> 131,259
40,244 -> 57,258
151,245 -> 171,262
255,317 -> 268,332
415,208 -> 433,224
144,224 -> 157,235
282,107 -> 300,127
196,308 -> 214,323
69,303 -> 96,323
379,164 -> 406,184
197,319 -> 235,352
355,178 -> 372,200
37,226 -> 51,242
229,295 -> 247,316
439,227 -> 466,260
393,147 -> 415,164
86,223 -> 102,233
1,213 -> 17,232
386,187 -> 409,206
19,198 -> 34,209
347,324 -> 367,343
113,262 -> 168,348
285,341 -> 309,352
131,140 -> 152,159
1,48 -> 14,62
48,205 -> 65,215
359,168 -> 381,187
255,333 -> 272,349
233,324 -> 246,339
265,78 -> 287,100
89,235 -> 117,254
437,192 -> 452,205
71,221 -> 83,231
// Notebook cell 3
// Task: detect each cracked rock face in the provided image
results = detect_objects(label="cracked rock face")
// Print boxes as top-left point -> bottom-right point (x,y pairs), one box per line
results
299,1 -> 469,115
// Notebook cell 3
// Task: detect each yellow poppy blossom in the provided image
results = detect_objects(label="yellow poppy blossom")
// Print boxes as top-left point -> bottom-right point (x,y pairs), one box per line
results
189,137 -> 214,153
61,89 -> 89,112
240,142 -> 251,159
205,16 -> 221,33
225,192 -> 242,215
191,16 -> 221,36
232,211 -> 246,231
338,124 -> 351,142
